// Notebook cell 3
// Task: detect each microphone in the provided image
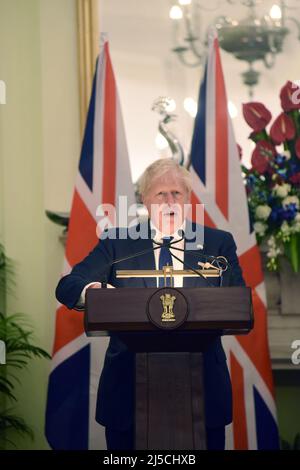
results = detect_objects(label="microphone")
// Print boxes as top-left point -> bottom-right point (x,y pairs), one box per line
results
152,229 -> 228,284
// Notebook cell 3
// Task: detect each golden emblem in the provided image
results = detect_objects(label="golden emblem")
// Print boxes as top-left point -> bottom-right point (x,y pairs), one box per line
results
160,293 -> 176,322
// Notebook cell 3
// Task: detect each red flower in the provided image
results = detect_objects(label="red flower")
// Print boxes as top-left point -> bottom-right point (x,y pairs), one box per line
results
280,80 -> 300,112
251,141 -> 275,174
289,172 -> 300,185
270,112 -> 296,144
243,102 -> 272,132
295,137 -> 300,159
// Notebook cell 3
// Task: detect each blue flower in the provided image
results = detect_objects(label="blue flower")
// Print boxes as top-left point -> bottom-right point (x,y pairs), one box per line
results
270,206 -> 284,223
247,174 -> 256,188
288,162 -> 300,177
271,204 -> 297,223
276,169 -> 287,179
268,194 -> 275,204
283,203 -> 298,221
274,154 -> 285,165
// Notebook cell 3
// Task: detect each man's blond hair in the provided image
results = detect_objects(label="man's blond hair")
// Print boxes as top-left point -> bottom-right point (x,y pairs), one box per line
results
138,158 -> 192,197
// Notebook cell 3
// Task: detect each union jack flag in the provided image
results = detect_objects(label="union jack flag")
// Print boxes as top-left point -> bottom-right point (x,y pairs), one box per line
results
190,34 -> 280,449
45,37 -> 135,449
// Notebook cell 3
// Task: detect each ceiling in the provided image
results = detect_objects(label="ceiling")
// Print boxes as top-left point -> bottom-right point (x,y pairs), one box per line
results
99,0 -> 300,175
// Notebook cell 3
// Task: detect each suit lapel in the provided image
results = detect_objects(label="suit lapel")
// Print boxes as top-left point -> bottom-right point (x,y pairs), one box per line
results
183,221 -> 207,288
183,240 -> 199,288
128,221 -> 156,288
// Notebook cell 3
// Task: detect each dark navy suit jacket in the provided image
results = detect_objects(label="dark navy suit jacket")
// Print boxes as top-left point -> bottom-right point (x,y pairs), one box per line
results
56,221 -> 245,431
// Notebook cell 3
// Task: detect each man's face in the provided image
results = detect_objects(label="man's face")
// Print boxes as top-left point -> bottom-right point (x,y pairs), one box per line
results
142,170 -> 190,234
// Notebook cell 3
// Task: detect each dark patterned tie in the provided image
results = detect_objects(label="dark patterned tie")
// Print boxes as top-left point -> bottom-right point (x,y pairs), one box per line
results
159,237 -> 173,287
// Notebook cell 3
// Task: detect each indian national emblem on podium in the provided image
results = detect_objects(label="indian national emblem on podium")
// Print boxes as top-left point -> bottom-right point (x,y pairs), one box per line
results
160,293 -> 176,322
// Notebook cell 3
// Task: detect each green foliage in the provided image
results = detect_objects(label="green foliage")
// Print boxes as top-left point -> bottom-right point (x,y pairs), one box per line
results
0,411 -> 33,448
0,243 -> 51,448
280,433 -> 300,450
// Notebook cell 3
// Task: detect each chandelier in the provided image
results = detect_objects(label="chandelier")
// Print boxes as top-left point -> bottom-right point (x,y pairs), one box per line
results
170,0 -> 300,97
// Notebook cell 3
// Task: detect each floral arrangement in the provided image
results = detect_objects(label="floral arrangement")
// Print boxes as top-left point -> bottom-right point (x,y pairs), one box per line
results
242,81 -> 300,272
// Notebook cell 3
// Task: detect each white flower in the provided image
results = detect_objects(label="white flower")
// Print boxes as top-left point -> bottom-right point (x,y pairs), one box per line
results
295,213 -> 300,222
267,235 -> 277,248
282,195 -> 300,209
280,221 -> 291,236
291,224 -> 300,234
253,221 -> 267,236
292,212 -> 300,233
279,221 -> 293,242
266,235 -> 282,258
255,205 -> 272,220
282,150 -> 291,160
267,248 -> 279,258
273,183 -> 291,198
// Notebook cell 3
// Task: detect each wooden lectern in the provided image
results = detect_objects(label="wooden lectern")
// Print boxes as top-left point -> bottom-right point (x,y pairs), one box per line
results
85,267 -> 253,450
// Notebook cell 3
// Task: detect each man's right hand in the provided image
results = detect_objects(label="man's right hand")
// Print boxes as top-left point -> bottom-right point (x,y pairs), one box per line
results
88,283 -> 115,289
79,282 -> 115,306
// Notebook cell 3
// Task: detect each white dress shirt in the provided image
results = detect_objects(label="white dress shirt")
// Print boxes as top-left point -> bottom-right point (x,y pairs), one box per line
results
151,221 -> 185,288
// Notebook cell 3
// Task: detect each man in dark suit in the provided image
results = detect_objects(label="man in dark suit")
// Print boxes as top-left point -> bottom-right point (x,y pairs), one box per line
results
56,158 -> 245,450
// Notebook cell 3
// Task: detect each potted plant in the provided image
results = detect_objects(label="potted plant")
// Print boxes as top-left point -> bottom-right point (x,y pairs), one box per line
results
0,243 -> 50,449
